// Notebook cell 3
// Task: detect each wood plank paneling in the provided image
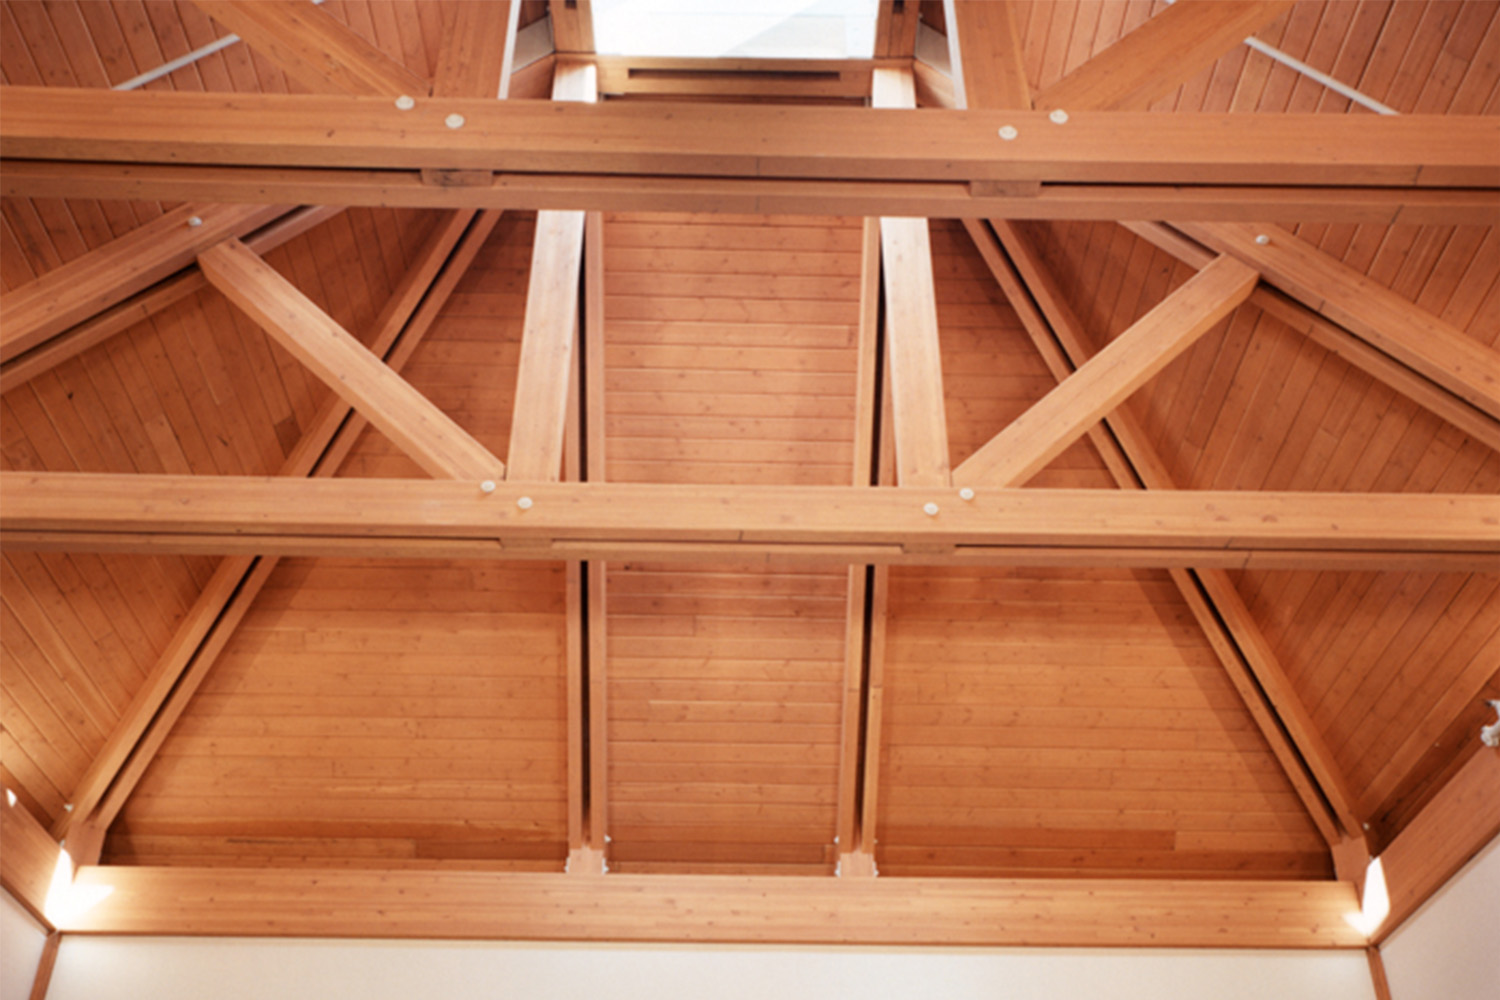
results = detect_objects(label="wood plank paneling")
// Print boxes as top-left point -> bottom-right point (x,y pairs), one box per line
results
602,212 -> 862,872
875,220 -> 1328,879
108,212 -> 571,868
0,207 -> 436,825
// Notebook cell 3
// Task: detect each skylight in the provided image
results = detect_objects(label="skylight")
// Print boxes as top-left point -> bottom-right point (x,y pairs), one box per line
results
592,0 -> 879,59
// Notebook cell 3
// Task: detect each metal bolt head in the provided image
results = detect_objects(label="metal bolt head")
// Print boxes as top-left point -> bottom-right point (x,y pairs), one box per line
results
187,215 -> 203,227
998,125 -> 1019,141
517,496 -> 533,510
395,95 -> 416,110
445,113 -> 466,129
480,480 -> 496,494
1048,109 -> 1069,124
1255,233 -> 1271,245
959,487 -> 975,501
923,502 -> 940,517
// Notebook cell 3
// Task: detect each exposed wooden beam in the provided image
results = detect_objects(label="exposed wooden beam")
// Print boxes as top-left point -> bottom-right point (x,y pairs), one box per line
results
582,211 -> 608,859
28,930 -> 60,1000
874,68 -> 950,488
1177,223 -> 1500,423
943,0 -> 1030,110
14,160 -> 1492,224
836,219 -> 885,873
508,60 -> 597,482
0,205 -> 341,395
0,203 -> 285,365
1367,947 -> 1394,1000
432,0 -> 519,99
1360,655 -> 1500,822
191,0 -> 429,97
873,0 -> 921,58
549,0 -> 595,54
4,89 -> 1494,192
1376,748 -> 1500,941
4,474 -> 1496,572
53,212 -> 498,843
953,254 -> 1257,488
199,238 -> 504,481
2,0 -> 436,383
966,219 -> 1362,846
1,790 -> 60,929
1034,0 -> 1295,112
1124,222 -> 1500,455
57,866 -> 1365,947
51,551 -> 254,842
855,564 -> 890,876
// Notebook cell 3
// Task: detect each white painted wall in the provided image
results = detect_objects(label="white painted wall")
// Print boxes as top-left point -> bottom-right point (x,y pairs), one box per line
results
41,937 -> 1375,1000
1380,833 -> 1500,1000
1,889 -> 49,1000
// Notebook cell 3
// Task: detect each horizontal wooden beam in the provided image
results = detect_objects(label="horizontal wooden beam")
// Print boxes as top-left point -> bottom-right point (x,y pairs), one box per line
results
2,473 -> 1495,572
2,89 -> 1495,191
5,161 -> 1494,225
198,238 -> 504,481
56,865 -> 1364,947
0,202 -> 286,364
192,0 -> 429,97
1376,748 -> 1500,941
1177,223 -> 1500,423
954,254 -> 1257,488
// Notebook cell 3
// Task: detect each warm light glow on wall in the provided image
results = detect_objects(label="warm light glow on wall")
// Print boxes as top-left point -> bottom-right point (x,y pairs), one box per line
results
43,849 -> 113,927
1343,857 -> 1390,937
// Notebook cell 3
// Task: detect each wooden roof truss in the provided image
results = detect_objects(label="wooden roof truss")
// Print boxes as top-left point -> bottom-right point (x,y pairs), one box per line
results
1,0 -> 1497,954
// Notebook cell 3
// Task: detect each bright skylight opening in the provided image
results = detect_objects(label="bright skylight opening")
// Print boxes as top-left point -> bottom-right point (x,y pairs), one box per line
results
593,0 -> 879,59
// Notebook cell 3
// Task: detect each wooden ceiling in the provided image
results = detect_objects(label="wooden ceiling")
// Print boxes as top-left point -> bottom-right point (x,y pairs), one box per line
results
0,0 -> 1497,954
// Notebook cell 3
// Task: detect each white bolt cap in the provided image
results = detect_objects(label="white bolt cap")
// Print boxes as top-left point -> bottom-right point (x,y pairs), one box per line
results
923,502 -> 940,517
1255,233 -> 1271,245
517,496 -> 533,510
187,215 -> 203,227
998,125 -> 1019,141
1048,109 -> 1069,124
395,95 -> 416,110
959,487 -> 975,501
480,480 -> 496,494
445,113 -> 466,129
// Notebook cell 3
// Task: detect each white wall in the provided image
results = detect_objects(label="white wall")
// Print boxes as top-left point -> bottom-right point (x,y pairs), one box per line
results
1380,833 -> 1500,1000
43,937 -> 1375,1000
1,889 -> 49,1000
